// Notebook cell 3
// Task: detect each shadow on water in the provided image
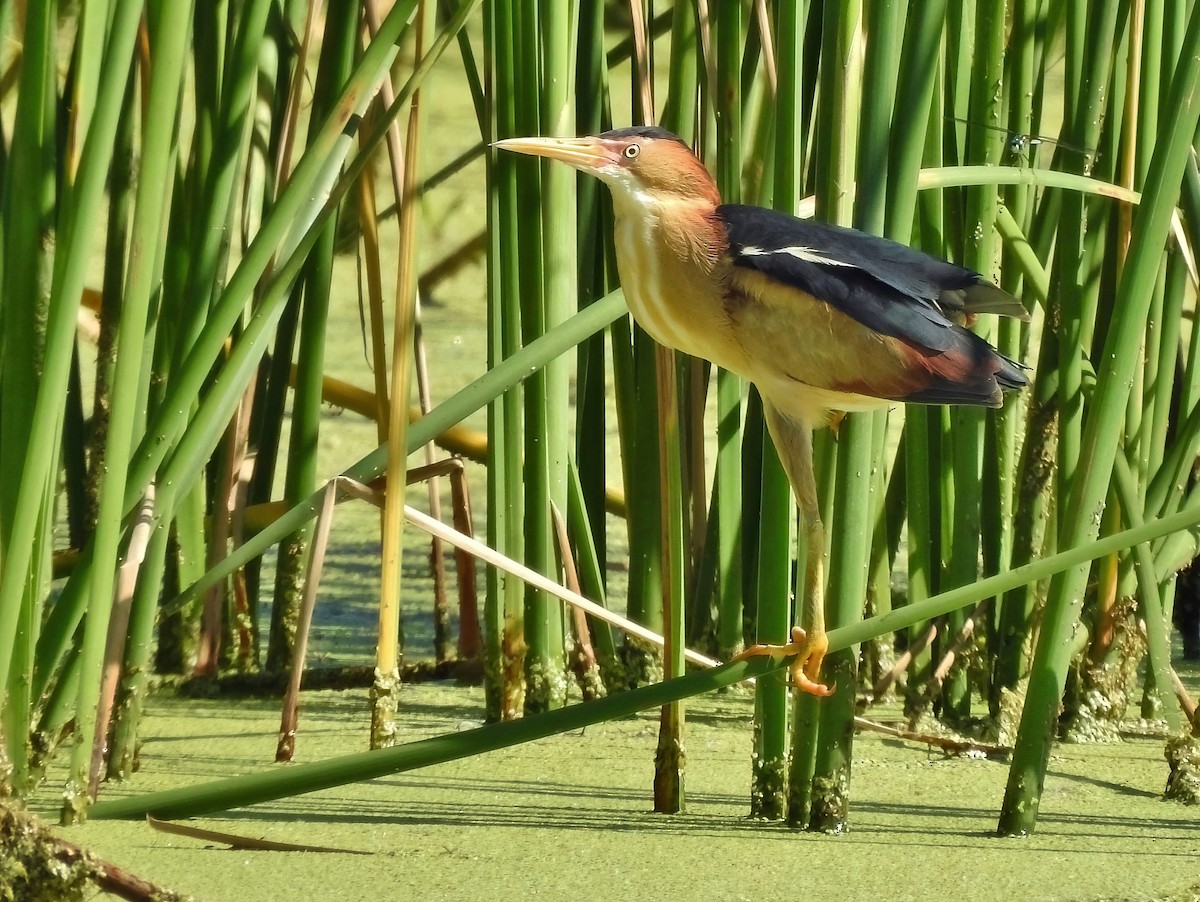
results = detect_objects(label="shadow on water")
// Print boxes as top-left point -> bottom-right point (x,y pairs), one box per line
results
200,768 -> 1193,853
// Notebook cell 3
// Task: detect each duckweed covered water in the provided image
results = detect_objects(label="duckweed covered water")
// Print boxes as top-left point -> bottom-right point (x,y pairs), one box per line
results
33,682 -> 1200,901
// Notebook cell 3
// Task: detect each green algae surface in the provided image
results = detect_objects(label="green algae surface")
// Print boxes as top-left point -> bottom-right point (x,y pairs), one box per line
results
32,683 -> 1200,902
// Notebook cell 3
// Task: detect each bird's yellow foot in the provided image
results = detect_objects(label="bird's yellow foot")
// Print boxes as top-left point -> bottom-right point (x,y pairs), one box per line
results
732,626 -> 833,696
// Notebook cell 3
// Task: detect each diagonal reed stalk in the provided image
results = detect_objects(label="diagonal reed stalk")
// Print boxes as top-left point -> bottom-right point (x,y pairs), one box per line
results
88,500 -> 1200,822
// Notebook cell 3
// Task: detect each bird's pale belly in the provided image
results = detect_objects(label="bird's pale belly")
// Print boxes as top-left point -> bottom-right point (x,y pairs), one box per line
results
754,368 -> 891,427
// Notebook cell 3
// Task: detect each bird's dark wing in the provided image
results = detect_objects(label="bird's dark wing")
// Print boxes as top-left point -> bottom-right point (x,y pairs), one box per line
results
717,204 -> 1028,355
718,204 -> 1028,407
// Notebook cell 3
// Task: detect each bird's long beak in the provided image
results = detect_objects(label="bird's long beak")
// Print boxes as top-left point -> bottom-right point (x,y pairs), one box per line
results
493,136 -> 619,172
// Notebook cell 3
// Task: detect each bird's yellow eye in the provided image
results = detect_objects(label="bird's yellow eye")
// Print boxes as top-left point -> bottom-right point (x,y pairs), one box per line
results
624,143 -> 641,159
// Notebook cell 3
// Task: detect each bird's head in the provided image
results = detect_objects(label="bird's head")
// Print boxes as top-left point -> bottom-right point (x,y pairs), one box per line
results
494,126 -> 720,210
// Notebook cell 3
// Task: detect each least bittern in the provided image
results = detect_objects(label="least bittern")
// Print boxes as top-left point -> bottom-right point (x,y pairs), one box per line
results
497,127 -> 1028,696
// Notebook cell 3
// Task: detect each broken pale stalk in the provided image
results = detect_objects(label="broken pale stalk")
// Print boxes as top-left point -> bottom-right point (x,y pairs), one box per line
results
276,481 -> 339,763
853,717 -> 1009,759
413,296 -> 452,663
279,459 -> 469,761
870,622 -> 937,704
88,487 -> 156,797
404,502 -> 721,670
551,504 -> 603,700
907,605 -> 987,727
279,468 -> 717,670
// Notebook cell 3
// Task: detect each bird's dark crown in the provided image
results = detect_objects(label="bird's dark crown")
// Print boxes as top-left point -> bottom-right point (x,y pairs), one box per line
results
598,126 -> 688,146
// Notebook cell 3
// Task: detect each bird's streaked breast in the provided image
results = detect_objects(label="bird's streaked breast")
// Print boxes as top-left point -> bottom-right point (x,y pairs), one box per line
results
613,213 -> 687,349
611,195 -> 750,374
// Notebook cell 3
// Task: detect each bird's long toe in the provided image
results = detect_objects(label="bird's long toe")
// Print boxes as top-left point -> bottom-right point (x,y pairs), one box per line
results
732,626 -> 833,697
788,626 -> 833,697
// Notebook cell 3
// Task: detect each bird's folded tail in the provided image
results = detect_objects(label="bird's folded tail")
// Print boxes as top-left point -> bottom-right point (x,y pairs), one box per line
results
995,353 -> 1028,392
902,327 -> 1028,408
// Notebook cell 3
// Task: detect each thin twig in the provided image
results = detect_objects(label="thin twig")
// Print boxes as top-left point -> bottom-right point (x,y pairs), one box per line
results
272,0 -> 320,190
854,716 -> 1010,760
148,816 -> 369,855
905,604 -> 988,726
449,462 -> 482,661
694,0 -> 719,124
868,621 -> 937,704
196,387 -> 255,675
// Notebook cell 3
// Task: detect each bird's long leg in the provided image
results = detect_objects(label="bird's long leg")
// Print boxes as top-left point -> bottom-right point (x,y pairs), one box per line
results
731,402 -> 833,697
